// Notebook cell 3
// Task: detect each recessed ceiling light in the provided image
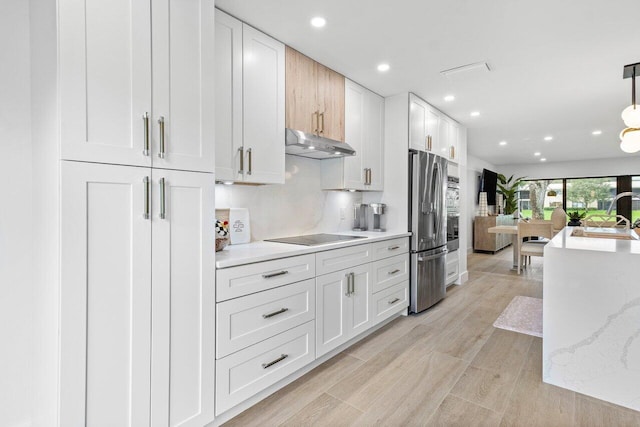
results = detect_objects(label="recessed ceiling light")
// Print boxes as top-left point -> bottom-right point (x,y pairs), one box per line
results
444,95 -> 455,102
540,158 -> 547,162
308,146 -> 315,150
470,111 -> 480,117
534,152 -> 541,156
310,16 -> 326,28
377,63 -> 390,72
499,141 -> 507,146
544,136 -> 553,141
592,130 -> 602,135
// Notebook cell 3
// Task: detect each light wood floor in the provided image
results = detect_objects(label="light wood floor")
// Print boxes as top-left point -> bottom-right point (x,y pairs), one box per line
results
224,249 -> 640,426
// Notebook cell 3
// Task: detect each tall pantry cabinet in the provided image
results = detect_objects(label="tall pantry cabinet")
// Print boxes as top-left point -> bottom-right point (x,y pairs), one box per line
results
39,0 -> 216,426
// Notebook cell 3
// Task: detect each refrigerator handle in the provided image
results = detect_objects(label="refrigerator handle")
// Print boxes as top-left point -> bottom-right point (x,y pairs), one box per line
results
417,249 -> 448,262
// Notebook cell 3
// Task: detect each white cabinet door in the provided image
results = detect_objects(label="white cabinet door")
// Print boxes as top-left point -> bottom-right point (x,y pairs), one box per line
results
409,94 -> 427,151
242,24 -> 285,184
458,125 -> 467,166
349,263 -> 372,337
426,106 -> 441,154
316,271 -> 350,357
343,79 -> 366,190
152,0 -> 215,172
60,161 -> 152,427
364,90 -> 384,191
59,0 -> 152,167
215,10 -> 243,182
438,116 -> 450,158
448,120 -> 459,162
151,169 -> 215,427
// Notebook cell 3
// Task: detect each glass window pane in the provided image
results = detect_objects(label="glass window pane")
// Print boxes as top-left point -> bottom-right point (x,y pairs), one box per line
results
632,177 -> 640,223
516,179 -> 562,220
565,177 -> 616,219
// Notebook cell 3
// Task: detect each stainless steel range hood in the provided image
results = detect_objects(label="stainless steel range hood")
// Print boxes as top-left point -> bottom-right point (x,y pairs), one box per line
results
285,128 -> 356,159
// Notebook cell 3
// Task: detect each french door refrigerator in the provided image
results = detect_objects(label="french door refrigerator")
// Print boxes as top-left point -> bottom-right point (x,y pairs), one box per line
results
409,150 -> 448,313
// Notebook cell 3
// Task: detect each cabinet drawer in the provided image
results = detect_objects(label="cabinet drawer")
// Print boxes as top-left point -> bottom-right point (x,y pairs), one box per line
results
215,321 -> 315,415
216,279 -> 315,358
371,237 -> 409,261
217,254 -> 315,301
316,244 -> 372,276
446,251 -> 459,285
371,281 -> 408,325
371,253 -> 409,294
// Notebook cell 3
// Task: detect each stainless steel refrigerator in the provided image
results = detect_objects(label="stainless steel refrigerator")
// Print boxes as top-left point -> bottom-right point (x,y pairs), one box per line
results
409,150 -> 448,313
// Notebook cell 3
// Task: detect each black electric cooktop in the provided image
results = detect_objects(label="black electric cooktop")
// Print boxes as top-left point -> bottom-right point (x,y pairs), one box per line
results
264,233 -> 366,246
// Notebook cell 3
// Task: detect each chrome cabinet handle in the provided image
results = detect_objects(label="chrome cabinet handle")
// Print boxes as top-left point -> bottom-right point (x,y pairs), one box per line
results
345,272 -> 354,296
143,176 -> 150,219
262,354 -> 288,369
247,148 -> 252,175
368,168 -> 372,185
388,297 -> 400,305
350,272 -> 355,295
319,112 -> 325,134
388,269 -> 400,275
262,307 -> 289,319
159,177 -> 166,219
387,245 -> 400,250
262,270 -> 288,279
238,147 -> 244,174
158,116 -> 165,159
142,113 -> 150,156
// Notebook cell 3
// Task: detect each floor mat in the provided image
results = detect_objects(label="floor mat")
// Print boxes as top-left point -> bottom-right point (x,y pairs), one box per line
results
493,296 -> 542,337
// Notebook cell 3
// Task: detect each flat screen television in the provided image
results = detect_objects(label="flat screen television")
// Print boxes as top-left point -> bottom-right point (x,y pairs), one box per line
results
478,168 -> 498,206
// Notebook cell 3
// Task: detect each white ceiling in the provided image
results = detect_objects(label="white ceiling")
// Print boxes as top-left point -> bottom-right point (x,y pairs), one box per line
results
216,0 -> 640,165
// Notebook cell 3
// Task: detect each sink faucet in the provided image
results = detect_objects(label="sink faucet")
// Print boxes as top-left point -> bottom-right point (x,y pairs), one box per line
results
606,192 -> 640,215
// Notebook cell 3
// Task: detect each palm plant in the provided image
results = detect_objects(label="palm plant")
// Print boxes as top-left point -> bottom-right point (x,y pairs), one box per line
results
497,174 -> 526,215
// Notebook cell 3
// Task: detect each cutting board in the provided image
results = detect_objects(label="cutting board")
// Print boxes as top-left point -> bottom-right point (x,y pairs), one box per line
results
229,208 -> 250,244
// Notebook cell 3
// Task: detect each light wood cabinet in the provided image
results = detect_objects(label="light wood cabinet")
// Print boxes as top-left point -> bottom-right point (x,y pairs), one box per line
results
215,10 -> 285,184
60,162 -> 215,427
321,79 -> 384,191
59,0 -> 214,172
473,215 -> 517,252
285,47 -> 345,142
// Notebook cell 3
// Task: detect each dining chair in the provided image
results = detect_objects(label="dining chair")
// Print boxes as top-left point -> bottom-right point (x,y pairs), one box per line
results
517,221 -> 554,274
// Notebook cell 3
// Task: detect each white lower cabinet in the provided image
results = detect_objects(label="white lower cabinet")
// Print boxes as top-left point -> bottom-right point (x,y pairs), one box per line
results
446,250 -> 460,285
216,321 -> 315,415
371,281 -> 409,324
316,263 -> 372,357
60,161 -> 215,427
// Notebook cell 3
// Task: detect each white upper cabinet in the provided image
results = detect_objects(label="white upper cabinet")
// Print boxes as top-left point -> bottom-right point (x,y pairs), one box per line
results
409,93 -> 441,153
215,10 -> 243,182
151,0 -> 215,172
214,10 -> 285,184
59,0 -> 214,172
242,24 -> 285,184
322,79 -> 384,191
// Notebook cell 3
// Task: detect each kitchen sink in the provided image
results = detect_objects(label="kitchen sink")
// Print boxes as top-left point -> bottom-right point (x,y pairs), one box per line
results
570,227 -> 639,240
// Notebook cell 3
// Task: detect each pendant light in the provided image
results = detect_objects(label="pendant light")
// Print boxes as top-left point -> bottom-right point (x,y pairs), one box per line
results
620,62 -> 640,153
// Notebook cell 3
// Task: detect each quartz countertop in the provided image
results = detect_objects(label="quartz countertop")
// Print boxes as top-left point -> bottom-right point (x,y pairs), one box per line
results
546,226 -> 640,254
216,231 -> 411,269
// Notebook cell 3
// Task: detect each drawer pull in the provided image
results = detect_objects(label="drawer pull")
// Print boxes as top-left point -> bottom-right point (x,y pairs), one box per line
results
388,269 -> 401,275
262,307 -> 289,319
262,270 -> 289,279
388,297 -> 400,305
387,245 -> 400,250
262,354 -> 288,369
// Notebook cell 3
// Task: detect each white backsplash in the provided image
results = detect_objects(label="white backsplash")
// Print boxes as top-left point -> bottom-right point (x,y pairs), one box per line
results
216,155 -> 363,242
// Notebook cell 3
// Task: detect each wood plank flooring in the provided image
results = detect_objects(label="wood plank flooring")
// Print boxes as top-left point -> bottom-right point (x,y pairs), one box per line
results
224,250 -> 640,426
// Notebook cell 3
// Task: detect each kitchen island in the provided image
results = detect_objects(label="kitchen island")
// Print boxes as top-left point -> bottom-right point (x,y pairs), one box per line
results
543,227 -> 640,411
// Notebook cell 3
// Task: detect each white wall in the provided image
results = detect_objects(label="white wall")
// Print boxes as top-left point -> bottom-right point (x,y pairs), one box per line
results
0,1 -> 33,426
216,155 -> 363,241
499,156 -> 640,180
466,155 -> 498,252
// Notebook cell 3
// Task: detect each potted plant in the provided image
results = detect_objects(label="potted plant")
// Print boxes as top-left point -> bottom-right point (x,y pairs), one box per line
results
567,210 -> 586,226
497,174 -> 526,216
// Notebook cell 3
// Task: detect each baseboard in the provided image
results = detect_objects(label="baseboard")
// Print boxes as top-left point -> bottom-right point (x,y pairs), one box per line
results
454,270 -> 469,285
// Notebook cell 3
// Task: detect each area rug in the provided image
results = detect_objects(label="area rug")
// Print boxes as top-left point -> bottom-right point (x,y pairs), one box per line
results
493,296 -> 543,337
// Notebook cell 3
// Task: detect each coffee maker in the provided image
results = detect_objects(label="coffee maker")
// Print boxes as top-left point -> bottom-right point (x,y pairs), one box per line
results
352,203 -> 369,231
370,203 -> 386,232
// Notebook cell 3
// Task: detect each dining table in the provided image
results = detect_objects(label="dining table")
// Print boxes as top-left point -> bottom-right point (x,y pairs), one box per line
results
487,225 -> 519,270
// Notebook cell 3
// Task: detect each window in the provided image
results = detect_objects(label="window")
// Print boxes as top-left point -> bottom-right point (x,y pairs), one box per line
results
566,177 -> 615,216
517,179 -> 562,219
633,177 -> 640,222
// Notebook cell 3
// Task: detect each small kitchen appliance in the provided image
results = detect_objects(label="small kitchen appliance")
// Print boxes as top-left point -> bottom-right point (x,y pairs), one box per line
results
370,203 -> 386,232
352,203 -> 369,231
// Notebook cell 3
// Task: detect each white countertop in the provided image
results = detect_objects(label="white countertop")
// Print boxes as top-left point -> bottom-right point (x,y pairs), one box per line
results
215,231 -> 412,269
546,226 -> 640,254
